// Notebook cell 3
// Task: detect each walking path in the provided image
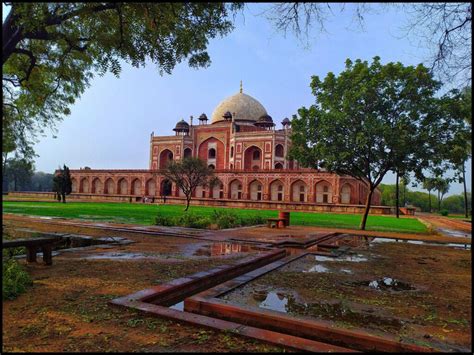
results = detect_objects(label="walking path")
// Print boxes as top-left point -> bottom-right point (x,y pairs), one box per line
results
3,213 -> 470,245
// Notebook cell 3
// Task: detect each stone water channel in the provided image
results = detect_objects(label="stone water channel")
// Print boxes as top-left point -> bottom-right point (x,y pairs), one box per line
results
3,220 -> 471,352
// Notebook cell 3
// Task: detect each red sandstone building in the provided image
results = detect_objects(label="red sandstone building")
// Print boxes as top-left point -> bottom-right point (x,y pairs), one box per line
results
69,87 -> 382,212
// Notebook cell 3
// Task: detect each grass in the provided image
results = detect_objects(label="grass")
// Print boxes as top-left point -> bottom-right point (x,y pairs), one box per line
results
2,201 -> 428,234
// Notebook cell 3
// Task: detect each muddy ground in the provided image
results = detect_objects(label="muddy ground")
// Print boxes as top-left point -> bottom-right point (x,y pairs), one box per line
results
2,218 -> 283,352
2,215 -> 472,352
221,240 -> 472,352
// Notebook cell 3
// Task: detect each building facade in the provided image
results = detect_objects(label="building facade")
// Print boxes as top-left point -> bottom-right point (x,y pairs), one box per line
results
69,87 -> 381,209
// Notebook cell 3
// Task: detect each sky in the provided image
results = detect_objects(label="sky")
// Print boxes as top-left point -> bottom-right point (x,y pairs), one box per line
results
4,3 -> 471,195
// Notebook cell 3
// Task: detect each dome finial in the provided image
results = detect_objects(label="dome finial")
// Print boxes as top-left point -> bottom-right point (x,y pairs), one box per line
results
240,80 -> 243,93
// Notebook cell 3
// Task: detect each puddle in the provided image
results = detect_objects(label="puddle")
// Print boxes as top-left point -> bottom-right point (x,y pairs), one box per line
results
82,252 -> 158,260
304,264 -> 329,273
169,301 -> 184,311
314,254 -> 368,262
190,242 -> 266,257
359,277 -> 416,291
437,228 -> 471,238
244,289 -> 403,331
258,291 -> 290,312
371,238 -> 471,249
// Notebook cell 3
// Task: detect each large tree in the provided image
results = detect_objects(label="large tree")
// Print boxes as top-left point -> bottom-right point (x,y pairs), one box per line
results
2,3 -> 242,158
52,164 -> 72,203
422,177 -> 437,213
433,177 -> 450,212
162,157 -> 216,211
2,154 -> 34,192
266,3 -> 471,86
289,56 -> 459,230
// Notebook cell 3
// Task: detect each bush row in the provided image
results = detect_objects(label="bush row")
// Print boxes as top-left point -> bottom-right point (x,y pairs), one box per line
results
155,209 -> 266,229
2,258 -> 33,300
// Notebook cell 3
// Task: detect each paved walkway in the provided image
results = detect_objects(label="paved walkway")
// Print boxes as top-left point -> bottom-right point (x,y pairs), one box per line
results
3,213 -> 470,245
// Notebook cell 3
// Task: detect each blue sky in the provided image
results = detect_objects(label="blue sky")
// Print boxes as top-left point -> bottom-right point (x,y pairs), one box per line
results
4,3 -> 471,195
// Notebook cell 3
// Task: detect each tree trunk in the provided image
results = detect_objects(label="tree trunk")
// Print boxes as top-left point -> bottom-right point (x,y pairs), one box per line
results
62,193 -> 66,203
2,10 -> 23,64
462,162 -> 468,218
184,195 -> 191,211
428,190 -> 431,212
395,171 -> 400,218
437,190 -> 441,212
360,187 -> 374,230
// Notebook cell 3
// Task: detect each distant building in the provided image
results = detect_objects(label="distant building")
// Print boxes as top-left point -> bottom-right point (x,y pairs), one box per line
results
69,85 -> 381,211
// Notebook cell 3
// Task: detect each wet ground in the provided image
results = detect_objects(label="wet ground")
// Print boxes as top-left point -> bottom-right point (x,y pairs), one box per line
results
2,214 -> 471,352
220,241 -> 472,352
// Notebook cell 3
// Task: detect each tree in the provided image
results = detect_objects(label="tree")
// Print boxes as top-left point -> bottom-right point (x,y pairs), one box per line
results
289,57 -> 456,230
2,3 -> 243,159
422,177 -> 437,213
31,171 -> 54,191
52,164 -> 72,203
2,154 -> 34,192
266,3 -> 471,86
446,86 -> 471,218
433,177 -> 450,212
162,157 -> 215,211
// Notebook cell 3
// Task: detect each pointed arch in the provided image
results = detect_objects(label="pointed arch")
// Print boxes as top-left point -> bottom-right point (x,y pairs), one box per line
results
79,177 -> 89,193
315,180 -> 333,203
291,180 -> 308,202
91,178 -> 103,194
244,145 -> 262,170
269,179 -> 284,201
131,178 -> 142,195
340,183 -> 352,204
159,149 -> 174,168
229,179 -> 243,199
118,178 -> 128,195
249,179 -> 264,201
104,178 -> 114,194
71,178 -> 78,193
145,178 -> 156,196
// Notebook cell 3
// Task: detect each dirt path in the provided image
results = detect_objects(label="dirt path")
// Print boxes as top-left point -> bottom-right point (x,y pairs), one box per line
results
417,213 -> 471,238
2,214 -> 471,352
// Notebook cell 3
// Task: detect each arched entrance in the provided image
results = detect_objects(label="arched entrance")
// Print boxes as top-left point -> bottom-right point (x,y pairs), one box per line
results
161,179 -> 172,196
316,181 -> 332,203
229,179 -> 243,199
145,179 -> 156,196
270,180 -> 284,201
159,149 -> 173,168
244,146 -> 262,170
249,180 -> 263,201
291,180 -> 307,202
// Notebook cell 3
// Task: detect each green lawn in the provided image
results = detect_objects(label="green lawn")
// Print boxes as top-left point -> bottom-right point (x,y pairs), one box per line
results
2,201 -> 428,234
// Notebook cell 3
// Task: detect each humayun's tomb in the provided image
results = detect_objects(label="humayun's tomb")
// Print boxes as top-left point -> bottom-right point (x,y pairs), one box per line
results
63,85 -> 386,213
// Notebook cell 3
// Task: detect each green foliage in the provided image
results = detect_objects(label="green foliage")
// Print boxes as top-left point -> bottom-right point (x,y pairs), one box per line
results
213,209 -> 239,229
176,213 -> 211,229
3,3 -> 243,158
3,201 -> 429,234
162,157 -> 216,211
289,56 -> 455,229
52,164 -> 72,202
442,193 -> 471,214
2,258 -> 33,300
2,154 -> 35,192
440,209 -> 449,216
154,209 -> 264,229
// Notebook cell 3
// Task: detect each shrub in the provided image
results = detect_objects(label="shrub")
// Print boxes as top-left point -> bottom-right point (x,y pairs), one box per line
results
440,209 -> 449,216
175,213 -> 211,229
155,215 -> 176,226
3,258 -> 33,300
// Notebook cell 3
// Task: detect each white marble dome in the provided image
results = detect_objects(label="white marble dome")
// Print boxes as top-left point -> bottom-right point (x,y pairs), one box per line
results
211,92 -> 267,124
